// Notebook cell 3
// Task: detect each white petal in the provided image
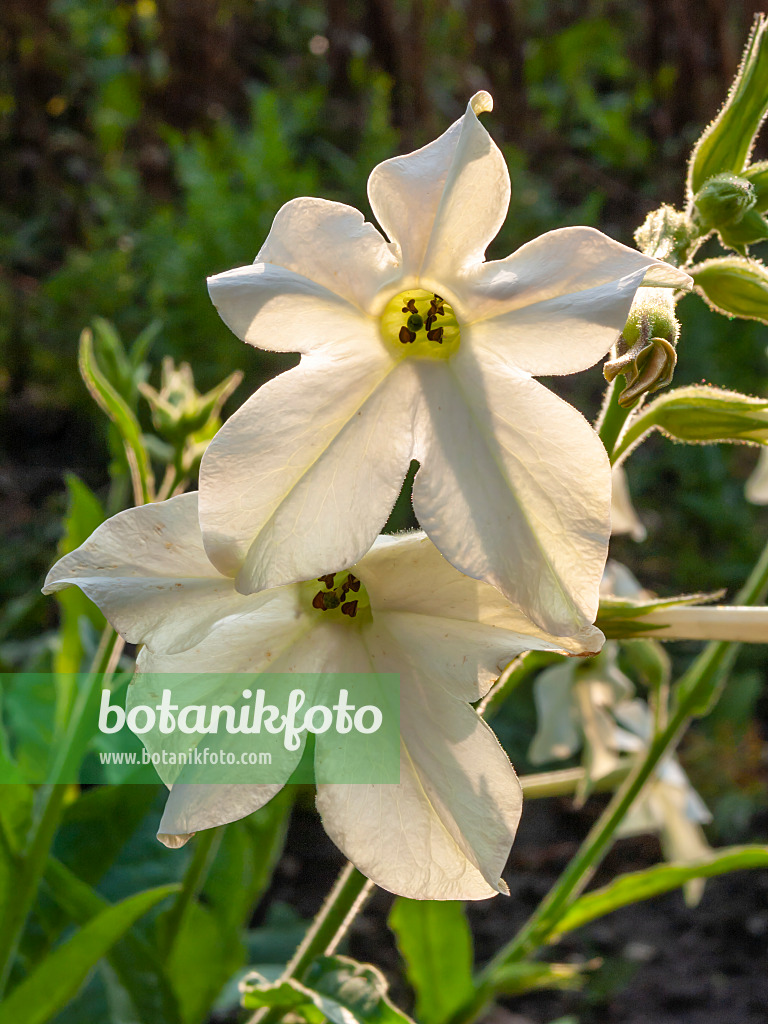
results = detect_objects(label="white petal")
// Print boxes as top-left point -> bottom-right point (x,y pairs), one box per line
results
411,356 -> 611,636
317,665 -> 521,900
354,533 -> 602,702
199,352 -> 418,586
460,228 -> 691,375
528,662 -> 581,765
256,197 -> 400,314
367,92 -> 510,284
611,465 -> 647,541
135,605 -> 338,675
207,262 -> 379,355
157,783 -> 283,847
42,493 -> 258,654
746,447 -> 768,504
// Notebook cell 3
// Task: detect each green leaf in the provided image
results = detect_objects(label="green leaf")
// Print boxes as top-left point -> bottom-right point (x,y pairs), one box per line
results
300,955 -> 415,1024
552,845 -> 768,938
690,257 -> 768,323
53,475 -> 105,681
489,961 -> 591,996
204,789 -> 292,935
688,15 -> 768,194
164,900 -> 245,1024
78,327 -> 154,503
388,899 -> 474,1024
43,857 -> 182,1024
0,884 -> 178,1024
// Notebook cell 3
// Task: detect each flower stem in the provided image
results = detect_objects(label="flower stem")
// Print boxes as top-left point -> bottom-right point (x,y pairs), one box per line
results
449,535 -> 768,1024
248,862 -> 373,1024
595,377 -> 640,462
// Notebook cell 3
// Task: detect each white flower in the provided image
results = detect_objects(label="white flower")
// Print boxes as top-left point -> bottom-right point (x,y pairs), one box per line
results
614,700 -> 712,905
746,446 -> 768,504
43,492 -> 603,901
610,465 -> 647,542
200,92 -> 691,638
528,643 -> 637,799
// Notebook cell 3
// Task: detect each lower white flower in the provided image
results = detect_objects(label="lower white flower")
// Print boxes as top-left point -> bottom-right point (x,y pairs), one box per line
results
44,492 -> 603,900
614,700 -> 712,905
528,643 -> 637,801
746,446 -> 768,504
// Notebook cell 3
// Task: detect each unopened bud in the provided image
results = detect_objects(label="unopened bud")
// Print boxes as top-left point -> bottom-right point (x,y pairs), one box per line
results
691,256 -> 768,323
634,205 -> 694,265
693,173 -> 756,229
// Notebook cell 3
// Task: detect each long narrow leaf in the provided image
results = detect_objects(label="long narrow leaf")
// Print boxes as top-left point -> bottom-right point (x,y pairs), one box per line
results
43,857 -> 182,1024
551,846 -> 768,938
78,328 -> 154,503
0,883 -> 178,1024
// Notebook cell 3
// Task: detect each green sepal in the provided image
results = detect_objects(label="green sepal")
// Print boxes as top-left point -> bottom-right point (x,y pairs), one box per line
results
597,592 -> 723,639
688,14 -> 768,196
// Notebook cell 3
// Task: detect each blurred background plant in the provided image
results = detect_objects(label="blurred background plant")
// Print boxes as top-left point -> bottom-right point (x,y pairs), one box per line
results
2,2 -> 768,1023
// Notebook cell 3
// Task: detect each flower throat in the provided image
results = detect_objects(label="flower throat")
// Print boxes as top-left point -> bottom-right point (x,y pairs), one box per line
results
380,290 -> 460,359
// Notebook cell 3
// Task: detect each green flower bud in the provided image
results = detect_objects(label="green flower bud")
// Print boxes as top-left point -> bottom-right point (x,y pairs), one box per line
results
688,14 -> 768,196
630,385 -> 768,444
716,206 -> 768,252
634,205 -> 695,265
690,256 -> 768,322
693,172 -> 756,229
140,358 -> 242,445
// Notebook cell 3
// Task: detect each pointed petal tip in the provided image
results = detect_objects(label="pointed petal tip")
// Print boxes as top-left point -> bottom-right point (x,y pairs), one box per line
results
642,262 -> 693,290
158,831 -> 195,849
470,91 -> 493,115
496,877 -> 510,896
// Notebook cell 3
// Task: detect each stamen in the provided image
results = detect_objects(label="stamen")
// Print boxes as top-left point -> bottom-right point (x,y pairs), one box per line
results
399,326 -> 416,344
427,327 -> 444,343
317,573 -> 336,589
341,600 -> 358,617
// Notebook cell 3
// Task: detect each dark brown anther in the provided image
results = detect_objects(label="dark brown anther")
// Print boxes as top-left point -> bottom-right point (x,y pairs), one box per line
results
399,326 -> 416,344
312,591 -> 327,610
425,314 -> 436,330
341,600 -> 359,617
317,573 -> 336,589
405,299 -> 419,314
427,327 -> 444,343
346,575 -> 361,592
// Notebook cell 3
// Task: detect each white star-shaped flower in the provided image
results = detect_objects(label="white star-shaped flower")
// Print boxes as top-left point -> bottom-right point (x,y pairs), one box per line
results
200,92 -> 692,638
44,492 -> 603,900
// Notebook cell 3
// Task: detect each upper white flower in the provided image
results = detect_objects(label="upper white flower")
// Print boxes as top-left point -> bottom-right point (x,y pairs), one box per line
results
201,92 -> 692,639
43,492 -> 603,900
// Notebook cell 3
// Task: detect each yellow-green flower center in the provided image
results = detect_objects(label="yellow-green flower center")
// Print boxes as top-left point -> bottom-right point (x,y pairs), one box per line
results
380,290 -> 460,359
303,572 -> 371,623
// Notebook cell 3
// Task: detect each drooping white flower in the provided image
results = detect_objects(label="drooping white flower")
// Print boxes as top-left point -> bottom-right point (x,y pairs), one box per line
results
613,700 -> 712,905
200,92 -> 692,638
610,465 -> 647,542
528,643 -> 637,799
43,492 -> 603,901
746,446 -> 768,504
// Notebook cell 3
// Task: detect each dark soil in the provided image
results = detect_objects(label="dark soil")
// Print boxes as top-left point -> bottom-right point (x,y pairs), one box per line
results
263,798 -> 768,1024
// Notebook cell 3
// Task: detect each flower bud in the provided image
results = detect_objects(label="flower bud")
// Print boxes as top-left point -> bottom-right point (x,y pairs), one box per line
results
624,384 -> 768,445
634,205 -> 694,265
691,256 -> 768,323
716,206 -> 768,251
140,358 -> 242,445
693,172 -> 756,229
604,288 -> 680,407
